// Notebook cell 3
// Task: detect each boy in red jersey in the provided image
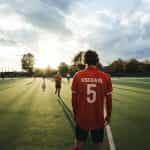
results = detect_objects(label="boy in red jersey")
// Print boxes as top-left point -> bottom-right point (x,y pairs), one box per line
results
54,72 -> 62,97
72,50 -> 112,150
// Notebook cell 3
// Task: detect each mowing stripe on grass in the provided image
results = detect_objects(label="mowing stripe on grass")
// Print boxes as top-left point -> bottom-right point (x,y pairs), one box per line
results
113,85 -> 149,94
0,79 -> 33,92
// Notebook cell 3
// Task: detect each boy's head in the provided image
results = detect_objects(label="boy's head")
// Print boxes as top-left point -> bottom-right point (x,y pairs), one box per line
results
84,50 -> 99,66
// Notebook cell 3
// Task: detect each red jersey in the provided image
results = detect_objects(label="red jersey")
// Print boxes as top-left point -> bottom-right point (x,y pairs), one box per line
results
54,75 -> 62,85
71,66 -> 112,130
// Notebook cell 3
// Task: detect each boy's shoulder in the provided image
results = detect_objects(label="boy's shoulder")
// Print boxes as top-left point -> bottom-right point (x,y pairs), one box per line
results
73,68 -> 111,80
96,70 -> 111,80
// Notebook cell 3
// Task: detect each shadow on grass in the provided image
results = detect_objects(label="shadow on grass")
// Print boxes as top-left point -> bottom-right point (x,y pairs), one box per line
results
57,97 -> 75,132
26,81 -> 33,85
0,86 -> 12,92
41,79 -> 46,92
0,79 -> 18,85
0,79 -> 30,92
0,82 -> 35,113
0,81 -> 38,150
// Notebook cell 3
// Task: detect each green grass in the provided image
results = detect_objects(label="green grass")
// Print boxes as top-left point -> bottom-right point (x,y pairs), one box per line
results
0,77 -> 150,150
112,77 -> 150,150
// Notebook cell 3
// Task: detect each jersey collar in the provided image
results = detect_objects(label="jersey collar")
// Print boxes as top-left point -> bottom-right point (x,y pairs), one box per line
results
86,66 -> 97,70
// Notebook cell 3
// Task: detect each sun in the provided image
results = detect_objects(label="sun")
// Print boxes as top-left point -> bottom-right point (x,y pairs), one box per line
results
35,51 -> 59,69
35,34 -> 61,69
36,55 -> 50,69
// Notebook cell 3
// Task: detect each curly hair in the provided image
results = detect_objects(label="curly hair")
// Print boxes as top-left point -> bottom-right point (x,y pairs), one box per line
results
84,50 -> 99,65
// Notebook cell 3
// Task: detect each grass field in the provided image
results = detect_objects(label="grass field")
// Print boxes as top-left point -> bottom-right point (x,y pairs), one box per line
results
0,77 -> 150,150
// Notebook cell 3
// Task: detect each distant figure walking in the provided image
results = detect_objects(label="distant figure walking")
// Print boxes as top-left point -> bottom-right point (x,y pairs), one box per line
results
42,76 -> 46,92
66,73 -> 71,82
54,72 -> 62,97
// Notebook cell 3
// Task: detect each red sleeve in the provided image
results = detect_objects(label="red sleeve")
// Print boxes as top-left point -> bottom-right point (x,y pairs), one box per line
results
71,73 -> 79,119
105,75 -> 112,117
60,76 -> 62,81
106,75 -> 112,96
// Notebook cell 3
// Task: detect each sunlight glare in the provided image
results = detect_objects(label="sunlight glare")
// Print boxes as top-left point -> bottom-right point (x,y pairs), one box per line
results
35,35 -> 60,69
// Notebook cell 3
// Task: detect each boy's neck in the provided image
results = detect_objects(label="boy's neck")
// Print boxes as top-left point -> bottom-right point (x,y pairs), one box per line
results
87,65 -> 96,68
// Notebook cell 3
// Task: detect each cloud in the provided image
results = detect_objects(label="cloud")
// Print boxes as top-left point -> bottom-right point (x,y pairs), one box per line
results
0,38 -> 17,46
143,0 -> 150,4
0,0 -> 150,68
121,48 -> 150,60
0,28 -> 38,49
0,0 -> 75,36
66,4 -> 150,64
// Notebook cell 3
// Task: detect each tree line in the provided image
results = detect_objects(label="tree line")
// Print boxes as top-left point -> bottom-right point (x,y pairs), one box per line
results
21,51 -> 150,77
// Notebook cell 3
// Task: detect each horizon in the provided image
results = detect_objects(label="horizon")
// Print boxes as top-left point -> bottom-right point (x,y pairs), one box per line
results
0,0 -> 150,71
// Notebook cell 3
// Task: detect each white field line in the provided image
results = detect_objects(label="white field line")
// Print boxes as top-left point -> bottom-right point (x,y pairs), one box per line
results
105,124 -> 116,150
104,99 -> 116,150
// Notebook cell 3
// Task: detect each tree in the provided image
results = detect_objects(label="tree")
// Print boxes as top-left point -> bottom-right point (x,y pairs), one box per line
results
126,59 -> 139,73
143,59 -> 150,64
69,65 -> 79,77
110,59 -> 126,73
72,51 -> 85,71
34,68 -> 43,76
45,65 -> 51,76
21,53 -> 34,74
73,51 -> 84,65
58,62 -> 68,77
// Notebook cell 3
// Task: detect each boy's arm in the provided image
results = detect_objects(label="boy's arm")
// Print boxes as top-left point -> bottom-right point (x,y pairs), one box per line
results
105,94 -> 112,124
105,76 -> 112,125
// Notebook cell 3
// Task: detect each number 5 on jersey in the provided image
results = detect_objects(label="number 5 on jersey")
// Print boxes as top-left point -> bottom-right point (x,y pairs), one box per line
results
87,84 -> 96,103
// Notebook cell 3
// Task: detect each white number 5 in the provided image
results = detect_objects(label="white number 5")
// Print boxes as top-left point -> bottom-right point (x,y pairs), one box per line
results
87,84 -> 96,103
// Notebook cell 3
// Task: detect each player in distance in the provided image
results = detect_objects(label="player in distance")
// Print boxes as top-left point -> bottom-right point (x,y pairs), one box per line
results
54,72 -> 62,97
72,50 -> 112,150
66,73 -> 71,82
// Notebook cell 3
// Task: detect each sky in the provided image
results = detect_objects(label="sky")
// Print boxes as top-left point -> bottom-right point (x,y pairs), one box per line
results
0,0 -> 150,70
